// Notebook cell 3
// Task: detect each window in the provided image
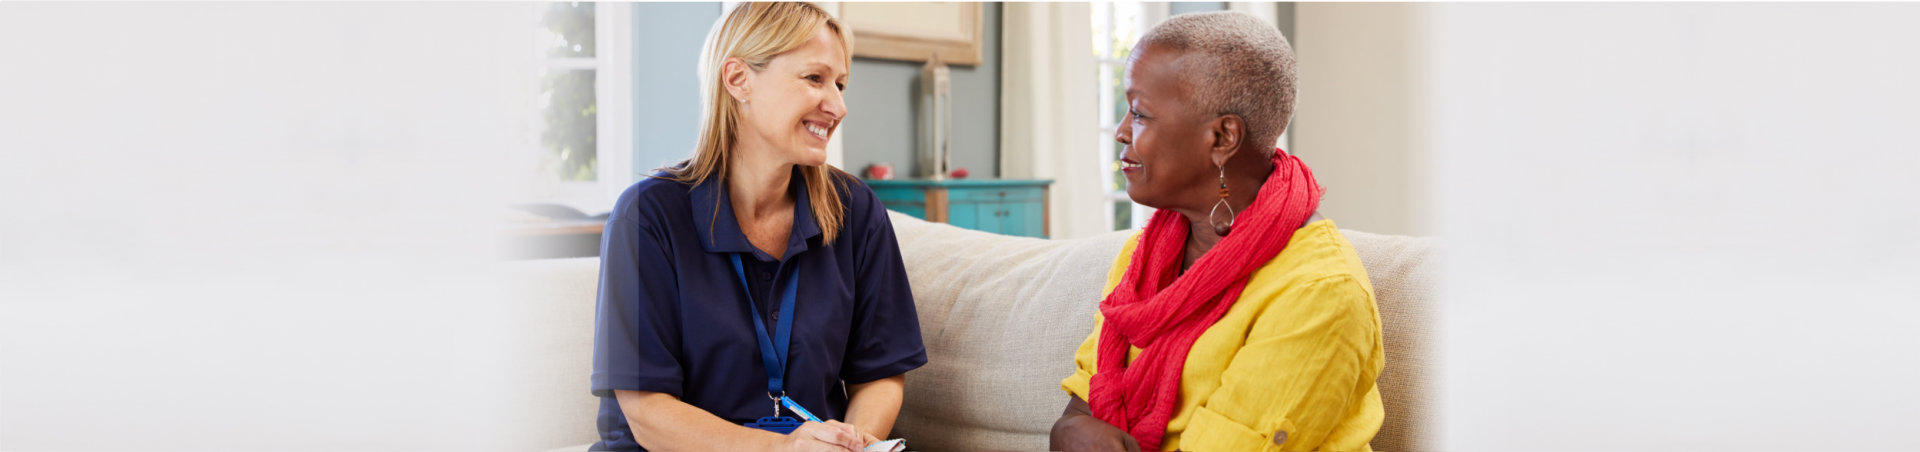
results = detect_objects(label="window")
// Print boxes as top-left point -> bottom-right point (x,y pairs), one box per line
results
1092,2 -> 1167,231
527,1 -> 631,213
541,2 -> 598,182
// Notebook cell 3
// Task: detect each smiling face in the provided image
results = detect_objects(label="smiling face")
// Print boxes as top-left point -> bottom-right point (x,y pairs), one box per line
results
1117,42 -> 1220,213
732,25 -> 849,167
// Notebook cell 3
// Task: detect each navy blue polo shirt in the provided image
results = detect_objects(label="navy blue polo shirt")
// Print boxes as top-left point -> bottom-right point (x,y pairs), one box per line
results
589,168 -> 927,451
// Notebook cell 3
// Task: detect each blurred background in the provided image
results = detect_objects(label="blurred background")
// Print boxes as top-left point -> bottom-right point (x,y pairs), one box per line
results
4,2 -> 1918,451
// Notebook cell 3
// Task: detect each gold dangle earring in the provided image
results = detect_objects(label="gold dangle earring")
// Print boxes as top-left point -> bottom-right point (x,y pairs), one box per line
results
1209,164 -> 1234,236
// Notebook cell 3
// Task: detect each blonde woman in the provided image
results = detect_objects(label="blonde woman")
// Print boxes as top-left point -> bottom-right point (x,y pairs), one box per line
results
590,3 -> 924,451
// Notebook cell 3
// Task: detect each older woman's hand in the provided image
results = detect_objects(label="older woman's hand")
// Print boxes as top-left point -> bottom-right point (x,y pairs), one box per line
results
1051,396 -> 1142,452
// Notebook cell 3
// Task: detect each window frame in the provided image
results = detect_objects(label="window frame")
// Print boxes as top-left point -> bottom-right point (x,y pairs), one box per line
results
1093,2 -> 1168,231
528,1 -> 632,214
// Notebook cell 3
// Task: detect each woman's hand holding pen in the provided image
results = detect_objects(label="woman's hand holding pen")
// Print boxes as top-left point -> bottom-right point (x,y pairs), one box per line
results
781,420 -> 866,452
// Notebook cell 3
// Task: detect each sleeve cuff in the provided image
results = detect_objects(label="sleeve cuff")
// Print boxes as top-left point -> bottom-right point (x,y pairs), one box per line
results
1183,405 -> 1289,451
842,352 -> 928,384
591,371 -> 684,399
1061,371 -> 1092,400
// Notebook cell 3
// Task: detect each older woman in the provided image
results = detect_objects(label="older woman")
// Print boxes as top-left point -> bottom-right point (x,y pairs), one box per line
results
590,3 -> 925,452
1051,11 -> 1385,452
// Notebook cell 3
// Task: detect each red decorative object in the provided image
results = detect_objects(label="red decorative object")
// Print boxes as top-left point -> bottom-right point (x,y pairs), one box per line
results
949,167 -> 969,179
866,163 -> 895,180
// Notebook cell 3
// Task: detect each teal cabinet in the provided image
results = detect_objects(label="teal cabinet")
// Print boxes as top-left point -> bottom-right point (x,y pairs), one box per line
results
867,179 -> 1053,238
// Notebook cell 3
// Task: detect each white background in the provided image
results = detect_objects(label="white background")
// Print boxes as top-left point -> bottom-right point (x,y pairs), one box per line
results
1423,3 -> 1920,449
2,3 -> 536,450
4,2 -> 1920,451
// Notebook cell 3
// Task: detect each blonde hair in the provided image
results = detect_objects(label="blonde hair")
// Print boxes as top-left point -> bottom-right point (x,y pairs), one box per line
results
664,2 -> 854,243
1139,11 -> 1296,151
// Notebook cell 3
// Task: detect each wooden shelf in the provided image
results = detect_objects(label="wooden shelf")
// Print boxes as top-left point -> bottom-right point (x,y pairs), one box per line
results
505,219 -> 605,237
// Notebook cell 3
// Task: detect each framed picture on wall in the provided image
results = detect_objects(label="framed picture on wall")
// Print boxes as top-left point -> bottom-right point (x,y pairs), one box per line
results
837,2 -> 983,66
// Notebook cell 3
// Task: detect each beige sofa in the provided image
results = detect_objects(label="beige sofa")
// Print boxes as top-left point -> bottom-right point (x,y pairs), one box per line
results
512,212 -> 1436,452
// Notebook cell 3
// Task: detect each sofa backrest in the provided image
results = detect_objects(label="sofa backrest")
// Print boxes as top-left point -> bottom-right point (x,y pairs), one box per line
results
516,213 -> 1436,452
1341,229 -> 1440,451
887,212 -> 1438,451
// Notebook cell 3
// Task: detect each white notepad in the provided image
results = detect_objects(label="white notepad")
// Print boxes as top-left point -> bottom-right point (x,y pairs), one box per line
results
861,438 -> 905,452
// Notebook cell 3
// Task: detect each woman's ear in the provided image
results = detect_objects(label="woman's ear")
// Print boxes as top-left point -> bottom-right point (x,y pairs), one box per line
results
721,57 -> 752,104
1209,114 -> 1245,167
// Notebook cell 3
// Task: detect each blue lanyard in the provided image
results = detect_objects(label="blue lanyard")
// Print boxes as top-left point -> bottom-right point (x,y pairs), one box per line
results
729,253 -> 800,396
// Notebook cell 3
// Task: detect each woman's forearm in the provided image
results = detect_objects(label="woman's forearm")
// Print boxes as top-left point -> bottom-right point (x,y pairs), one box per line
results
615,390 -> 782,452
843,375 -> 906,440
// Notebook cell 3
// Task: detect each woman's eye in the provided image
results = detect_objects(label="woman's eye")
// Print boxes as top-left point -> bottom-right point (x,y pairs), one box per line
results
806,75 -> 823,83
835,82 -> 846,91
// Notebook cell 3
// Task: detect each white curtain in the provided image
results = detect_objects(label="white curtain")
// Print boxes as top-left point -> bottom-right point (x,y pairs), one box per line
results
0,3 -> 537,450
1000,3 -> 1106,239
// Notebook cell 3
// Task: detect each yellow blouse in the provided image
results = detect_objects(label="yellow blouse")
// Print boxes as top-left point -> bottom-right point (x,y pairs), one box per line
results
1062,219 -> 1385,451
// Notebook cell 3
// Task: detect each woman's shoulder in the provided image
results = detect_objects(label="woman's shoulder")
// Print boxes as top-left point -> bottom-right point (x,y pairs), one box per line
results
1103,232 -> 1146,292
1235,220 -> 1381,339
610,172 -> 695,225
1250,219 -> 1377,301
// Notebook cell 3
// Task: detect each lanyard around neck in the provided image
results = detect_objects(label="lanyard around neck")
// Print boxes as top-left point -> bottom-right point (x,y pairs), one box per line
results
729,253 -> 800,396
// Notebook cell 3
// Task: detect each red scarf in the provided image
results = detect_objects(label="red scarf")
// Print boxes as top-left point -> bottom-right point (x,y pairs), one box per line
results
1089,150 -> 1323,450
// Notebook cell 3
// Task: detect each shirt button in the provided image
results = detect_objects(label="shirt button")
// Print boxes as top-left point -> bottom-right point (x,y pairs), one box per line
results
1272,430 -> 1289,446
759,271 -> 773,280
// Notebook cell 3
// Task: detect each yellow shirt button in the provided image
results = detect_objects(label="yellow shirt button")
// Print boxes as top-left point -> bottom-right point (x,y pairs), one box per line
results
1273,430 -> 1289,446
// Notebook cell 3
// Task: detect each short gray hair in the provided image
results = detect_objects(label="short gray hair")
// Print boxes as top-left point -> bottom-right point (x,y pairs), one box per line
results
1139,11 -> 1296,151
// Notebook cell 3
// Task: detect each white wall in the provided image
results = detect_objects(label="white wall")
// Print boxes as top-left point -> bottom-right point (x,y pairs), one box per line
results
1294,4 -> 1433,236
0,3 -> 541,450
1416,3 -> 1920,450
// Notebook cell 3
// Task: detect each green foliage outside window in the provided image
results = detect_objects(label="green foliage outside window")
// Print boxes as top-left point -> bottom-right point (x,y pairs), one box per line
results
542,2 -> 597,182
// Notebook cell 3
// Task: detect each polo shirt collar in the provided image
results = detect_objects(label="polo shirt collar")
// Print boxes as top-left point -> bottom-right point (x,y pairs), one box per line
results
688,167 -> 823,259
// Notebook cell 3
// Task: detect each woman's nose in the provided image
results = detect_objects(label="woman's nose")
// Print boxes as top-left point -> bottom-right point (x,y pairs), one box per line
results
822,86 -> 848,120
1114,116 -> 1133,145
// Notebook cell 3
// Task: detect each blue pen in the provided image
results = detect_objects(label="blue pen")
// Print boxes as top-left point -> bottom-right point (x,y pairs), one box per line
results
778,396 -> 823,423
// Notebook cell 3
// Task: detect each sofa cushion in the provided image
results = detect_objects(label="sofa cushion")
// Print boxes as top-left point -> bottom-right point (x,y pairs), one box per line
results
499,257 -> 604,452
886,212 -> 1133,451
